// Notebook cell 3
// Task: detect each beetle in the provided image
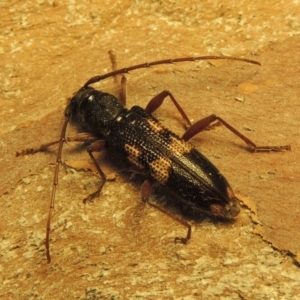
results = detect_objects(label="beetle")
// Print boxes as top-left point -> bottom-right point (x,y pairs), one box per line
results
17,54 -> 291,262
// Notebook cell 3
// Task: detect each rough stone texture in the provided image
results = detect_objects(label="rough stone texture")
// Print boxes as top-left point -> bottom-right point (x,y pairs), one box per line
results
1,1 -> 300,299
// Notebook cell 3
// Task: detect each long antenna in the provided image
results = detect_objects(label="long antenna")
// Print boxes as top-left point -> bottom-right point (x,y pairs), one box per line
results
84,56 -> 260,87
46,115 -> 69,263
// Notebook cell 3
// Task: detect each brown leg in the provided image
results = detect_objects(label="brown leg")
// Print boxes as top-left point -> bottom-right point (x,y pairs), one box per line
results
140,179 -> 154,201
108,50 -> 127,105
140,179 -> 191,244
182,114 -> 291,152
16,131 -> 105,203
119,75 -> 127,106
83,140 -> 107,203
16,133 -> 98,156
148,200 -> 192,244
145,90 -> 192,128
108,49 -> 120,85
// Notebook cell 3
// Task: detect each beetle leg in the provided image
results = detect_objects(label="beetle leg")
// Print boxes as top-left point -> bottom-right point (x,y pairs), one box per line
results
16,140 -> 62,156
182,114 -> 291,152
84,140 -> 107,203
145,90 -> 192,128
140,179 -> 154,201
149,200 -> 192,244
17,133 -> 107,203
66,133 -> 98,143
16,133 -> 98,156
119,75 -> 127,105
108,50 -> 119,85
140,179 -> 191,244
108,50 -> 127,105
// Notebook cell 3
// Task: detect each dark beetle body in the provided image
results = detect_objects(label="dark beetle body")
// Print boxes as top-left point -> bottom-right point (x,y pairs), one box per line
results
67,86 -> 240,219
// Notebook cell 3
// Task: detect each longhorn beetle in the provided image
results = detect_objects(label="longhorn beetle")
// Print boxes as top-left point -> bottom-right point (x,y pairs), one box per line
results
17,54 -> 291,263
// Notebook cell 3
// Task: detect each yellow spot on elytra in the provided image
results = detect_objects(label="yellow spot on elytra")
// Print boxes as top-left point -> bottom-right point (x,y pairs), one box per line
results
147,118 -> 164,133
124,144 -> 144,169
168,135 -> 192,154
149,157 -> 171,184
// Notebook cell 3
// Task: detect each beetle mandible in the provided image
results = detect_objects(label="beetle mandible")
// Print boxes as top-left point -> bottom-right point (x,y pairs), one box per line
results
17,54 -> 291,263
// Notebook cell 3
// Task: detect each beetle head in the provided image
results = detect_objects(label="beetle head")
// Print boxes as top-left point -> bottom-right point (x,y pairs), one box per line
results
65,86 -> 125,136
